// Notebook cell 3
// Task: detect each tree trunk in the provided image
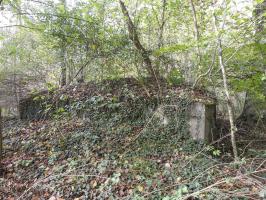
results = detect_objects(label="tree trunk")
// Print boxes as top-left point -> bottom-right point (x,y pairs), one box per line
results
78,44 -> 88,83
60,48 -> 67,87
119,0 -> 160,80
254,0 -> 266,34
158,0 -> 167,48
60,0 -> 67,87
189,0 -> 200,61
78,65 -> 85,83
213,10 -> 238,161
0,108 -> 3,175
217,38 -> 238,160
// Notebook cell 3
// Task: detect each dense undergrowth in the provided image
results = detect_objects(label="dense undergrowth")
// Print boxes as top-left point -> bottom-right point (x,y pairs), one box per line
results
1,79 -> 266,199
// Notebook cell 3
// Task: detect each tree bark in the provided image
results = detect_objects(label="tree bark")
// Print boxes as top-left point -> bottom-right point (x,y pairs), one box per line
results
78,65 -> 85,83
60,0 -> 67,87
190,0 -> 200,43
0,108 -> 3,174
158,0 -> 167,48
60,48 -> 67,87
254,0 -> 266,34
189,0 -> 201,61
119,0 -> 160,79
213,11 -> 238,161
78,44 -> 88,83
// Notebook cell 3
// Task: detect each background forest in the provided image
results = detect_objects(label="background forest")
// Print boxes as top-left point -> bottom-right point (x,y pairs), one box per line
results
0,0 -> 264,98
0,0 -> 265,199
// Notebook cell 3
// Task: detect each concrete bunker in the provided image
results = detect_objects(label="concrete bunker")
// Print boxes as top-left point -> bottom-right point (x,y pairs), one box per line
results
18,81 -> 217,143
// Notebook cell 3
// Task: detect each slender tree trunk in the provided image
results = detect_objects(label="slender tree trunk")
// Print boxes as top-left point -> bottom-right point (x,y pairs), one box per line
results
119,0 -> 160,80
217,38 -> 238,160
60,0 -> 67,87
60,48 -> 67,87
78,44 -> 88,83
213,12 -> 238,161
254,0 -> 266,34
0,108 -> 3,174
13,4 -> 22,113
189,0 -> 201,61
17,0 -> 22,25
78,65 -> 85,83
190,0 -> 200,42
158,0 -> 167,48
13,74 -> 21,115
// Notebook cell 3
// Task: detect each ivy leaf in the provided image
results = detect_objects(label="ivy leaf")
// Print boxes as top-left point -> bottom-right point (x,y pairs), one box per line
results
137,185 -> 144,192
261,74 -> 266,81
57,4 -> 66,14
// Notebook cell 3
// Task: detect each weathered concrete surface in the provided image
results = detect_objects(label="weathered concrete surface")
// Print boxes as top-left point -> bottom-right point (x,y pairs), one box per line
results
18,90 -> 49,120
0,96 -> 18,117
211,87 -> 246,119
19,90 -> 71,120
189,102 -> 216,143
19,97 -> 43,120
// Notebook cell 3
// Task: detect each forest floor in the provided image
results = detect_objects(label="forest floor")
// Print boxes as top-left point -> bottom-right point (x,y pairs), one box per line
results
1,118 -> 265,200
1,79 -> 266,200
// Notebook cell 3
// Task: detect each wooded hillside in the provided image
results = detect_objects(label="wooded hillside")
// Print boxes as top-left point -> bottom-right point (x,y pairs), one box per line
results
0,0 -> 265,199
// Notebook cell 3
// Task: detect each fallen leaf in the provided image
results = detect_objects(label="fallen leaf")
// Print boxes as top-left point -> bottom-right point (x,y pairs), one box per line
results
137,185 -> 144,192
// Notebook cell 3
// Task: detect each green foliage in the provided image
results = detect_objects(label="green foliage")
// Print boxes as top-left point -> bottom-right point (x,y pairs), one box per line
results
0,0 -> 264,100
153,44 -> 190,57
167,68 -> 185,86
162,185 -> 189,200
255,0 -> 265,3
46,82 -> 58,92
4,82 -> 265,199
16,159 -> 34,168
206,145 -> 221,157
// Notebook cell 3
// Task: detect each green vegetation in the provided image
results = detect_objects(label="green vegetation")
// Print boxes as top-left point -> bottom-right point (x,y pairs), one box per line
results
0,0 -> 265,199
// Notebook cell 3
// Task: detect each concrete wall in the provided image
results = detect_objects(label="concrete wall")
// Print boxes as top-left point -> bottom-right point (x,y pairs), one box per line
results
189,102 -> 216,143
